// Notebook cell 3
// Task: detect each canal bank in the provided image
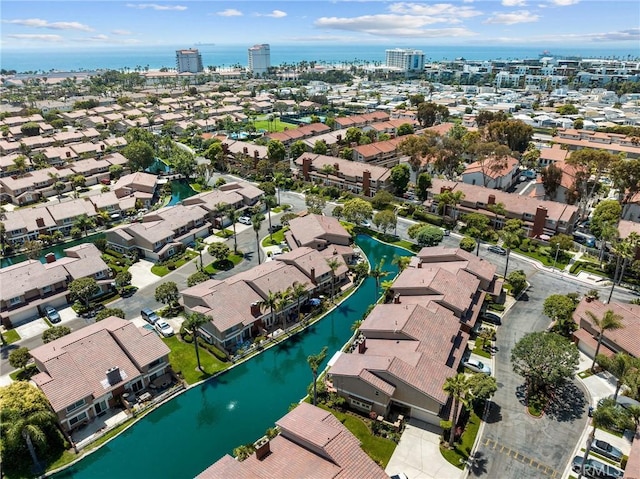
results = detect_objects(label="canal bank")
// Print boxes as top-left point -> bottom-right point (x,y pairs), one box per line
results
52,235 -> 411,479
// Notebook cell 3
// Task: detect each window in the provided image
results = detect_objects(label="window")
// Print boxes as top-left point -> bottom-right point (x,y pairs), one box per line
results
95,271 -> 105,279
68,411 -> 88,426
42,285 -> 52,294
350,397 -> 372,411
9,296 -> 22,306
149,358 -> 163,368
66,399 -> 86,413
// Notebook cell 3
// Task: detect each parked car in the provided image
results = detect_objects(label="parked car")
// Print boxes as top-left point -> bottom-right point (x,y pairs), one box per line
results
238,216 -> 252,225
571,456 -> 623,479
155,319 -> 174,337
268,224 -> 282,233
390,474 -> 409,479
463,359 -> 492,375
591,439 -> 623,462
141,308 -> 160,325
481,312 -> 502,325
487,245 -> 507,255
44,306 -> 61,324
360,220 -> 371,228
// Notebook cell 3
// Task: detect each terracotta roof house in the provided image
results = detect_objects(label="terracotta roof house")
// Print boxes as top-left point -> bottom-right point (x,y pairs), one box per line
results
0,243 -> 110,327
352,137 -> 405,167
295,153 -> 391,197
553,128 -> 640,159
461,155 -> 519,190
286,213 -> 351,251
333,112 -> 390,130
572,299 -> 640,359
266,122 -> 331,146
30,316 -> 170,433
196,402 -> 388,479
328,301 -> 468,426
539,144 -> 570,167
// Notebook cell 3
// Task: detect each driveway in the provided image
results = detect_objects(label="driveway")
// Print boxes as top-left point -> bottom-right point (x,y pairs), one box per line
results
129,259 -> 159,289
385,421 -> 464,479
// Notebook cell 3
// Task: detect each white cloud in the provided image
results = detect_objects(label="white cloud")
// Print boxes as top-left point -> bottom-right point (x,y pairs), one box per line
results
86,34 -> 110,41
6,34 -> 64,42
484,10 -> 539,24
3,18 -> 93,32
502,0 -> 526,5
388,3 -> 482,19
126,4 -> 187,11
256,10 -> 287,18
316,15 -> 475,37
111,29 -> 132,35
217,9 -> 242,17
547,0 -> 579,5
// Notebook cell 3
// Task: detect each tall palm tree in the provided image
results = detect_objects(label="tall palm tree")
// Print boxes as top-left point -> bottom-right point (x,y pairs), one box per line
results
260,290 -> 279,329
225,206 -> 240,253
487,202 -> 506,229
251,214 -> 263,264
1,408 -> 58,473
184,312 -> 210,371
381,280 -> 395,302
499,229 -> 519,278
273,172 -> 287,205
74,214 -> 95,237
307,346 -> 328,406
264,195 -> 278,243
443,373 -> 470,448
585,309 -> 624,372
275,287 -> 292,330
392,255 -> 411,272
326,258 -> 340,302
194,238 -> 205,271
291,282 -> 308,323
48,172 -> 66,202
369,258 -> 390,301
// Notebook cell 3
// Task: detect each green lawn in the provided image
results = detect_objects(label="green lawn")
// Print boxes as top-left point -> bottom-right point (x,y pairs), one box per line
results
2,329 -> 20,344
513,247 -> 571,270
151,251 -> 199,276
9,364 -> 38,381
318,405 -> 396,468
215,229 -> 233,238
472,340 -> 492,359
440,411 -> 481,468
253,120 -> 297,132
162,335 -> 229,385
203,253 -> 243,275
262,229 -> 286,246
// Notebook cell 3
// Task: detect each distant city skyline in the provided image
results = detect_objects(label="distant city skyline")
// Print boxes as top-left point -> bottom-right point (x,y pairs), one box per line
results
2,0 -> 639,52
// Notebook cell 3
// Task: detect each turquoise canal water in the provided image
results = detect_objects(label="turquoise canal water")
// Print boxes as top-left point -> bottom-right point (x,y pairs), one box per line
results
168,179 -> 197,206
0,233 -> 106,268
54,235 -> 411,479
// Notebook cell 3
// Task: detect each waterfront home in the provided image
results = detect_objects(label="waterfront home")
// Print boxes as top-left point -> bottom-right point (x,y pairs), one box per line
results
197,402 -> 388,478
30,316 -> 171,433
286,213 -> 352,251
572,299 -> 640,359
1,206 -> 57,245
46,198 -> 99,236
0,243 -> 110,327
105,204 -> 210,261
427,179 -> 578,238
112,171 -> 158,207
294,153 -> 391,197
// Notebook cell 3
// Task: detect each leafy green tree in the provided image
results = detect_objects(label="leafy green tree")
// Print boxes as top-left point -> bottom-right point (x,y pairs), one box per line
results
507,270 -> 527,296
109,164 -> 124,180
332,205 -> 344,219
459,236 -> 477,252
123,140 -> 155,172
9,347 -> 31,369
69,277 -> 99,309
389,164 -> 411,196
543,294 -> 578,325
549,234 -> 574,261
184,312 -> 211,372
23,240 -> 43,260
413,225 -> 444,246
373,210 -> 397,236
305,194 -> 326,215
556,104 -> 579,115
95,308 -> 125,321
20,121 -> 40,137
585,309 -> 624,372
596,352 -> 640,400
41,326 -> 71,344
172,148 -> 197,178
308,346 -> 328,406
155,281 -> 180,308
484,119 -> 533,153
289,140 -> 307,160
417,101 -> 449,127
511,332 -> 579,399
416,172 -> 432,201
267,139 -> 286,162
590,199 -> 622,239
370,190 -> 394,210
208,242 -> 230,262
187,271 -> 210,287
114,271 -> 132,290
396,123 -> 414,136
342,198 -> 373,225
312,140 -> 328,155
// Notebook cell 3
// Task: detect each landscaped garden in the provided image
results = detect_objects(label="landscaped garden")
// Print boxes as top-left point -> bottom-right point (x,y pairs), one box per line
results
162,335 -> 229,385
151,250 -> 199,276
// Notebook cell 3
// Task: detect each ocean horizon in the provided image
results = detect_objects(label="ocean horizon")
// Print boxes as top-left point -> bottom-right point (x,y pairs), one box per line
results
2,43 -> 638,74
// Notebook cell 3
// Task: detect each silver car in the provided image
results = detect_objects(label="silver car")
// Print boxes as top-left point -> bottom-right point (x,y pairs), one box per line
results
463,359 -> 492,375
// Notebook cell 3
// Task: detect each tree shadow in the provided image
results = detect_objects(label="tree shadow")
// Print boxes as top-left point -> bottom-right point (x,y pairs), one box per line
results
518,291 -> 530,302
515,384 -> 528,406
1,343 -> 19,359
468,450 -> 489,477
483,401 -> 503,424
545,381 -> 586,422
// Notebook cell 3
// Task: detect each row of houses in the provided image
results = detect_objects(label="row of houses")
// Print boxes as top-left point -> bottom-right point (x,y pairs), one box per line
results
0,243 -> 111,326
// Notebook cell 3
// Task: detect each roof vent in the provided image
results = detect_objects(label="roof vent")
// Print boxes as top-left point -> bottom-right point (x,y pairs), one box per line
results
106,366 -> 122,386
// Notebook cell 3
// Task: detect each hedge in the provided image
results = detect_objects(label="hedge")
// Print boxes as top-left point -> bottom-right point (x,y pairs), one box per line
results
412,209 -> 444,226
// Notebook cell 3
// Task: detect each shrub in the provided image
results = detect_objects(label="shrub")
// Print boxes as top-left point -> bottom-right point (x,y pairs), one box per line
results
412,209 -> 444,226
459,236 -> 477,252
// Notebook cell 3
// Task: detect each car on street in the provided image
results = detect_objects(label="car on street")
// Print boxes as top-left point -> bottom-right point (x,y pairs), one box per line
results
390,474 -> 409,479
44,306 -> 61,324
141,308 -> 160,325
481,312 -> 502,325
238,216 -> 252,225
591,439 -> 623,462
268,224 -> 282,233
360,220 -> 371,228
463,358 -> 492,375
571,456 -> 623,479
487,245 -> 507,255
155,319 -> 174,337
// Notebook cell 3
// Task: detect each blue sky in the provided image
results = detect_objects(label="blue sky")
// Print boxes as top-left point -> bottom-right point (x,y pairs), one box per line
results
2,0 -> 639,50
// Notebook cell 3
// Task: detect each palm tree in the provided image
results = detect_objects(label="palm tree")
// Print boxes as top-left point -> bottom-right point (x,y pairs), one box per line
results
369,258 -> 390,301
225,206 -> 240,253
275,287 -> 292,330
307,346 -> 328,406
326,258 -> 340,302
194,238 -> 205,271
1,408 -> 58,473
11,155 -> 28,177
260,290 -> 279,329
499,229 -> 519,278
251,214 -> 263,264
48,172 -> 66,202
184,312 -> 210,371
291,282 -> 308,323
381,279 -> 394,302
585,309 -> 624,372
273,172 -> 287,205
443,373 -> 470,448
73,214 -> 95,237
392,255 -> 411,272
487,202 -> 506,229
264,195 -> 278,243
596,352 -> 640,400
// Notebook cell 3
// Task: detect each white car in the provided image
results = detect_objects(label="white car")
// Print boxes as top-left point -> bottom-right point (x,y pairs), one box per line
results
463,359 -> 492,375
155,319 -> 174,337
360,220 -> 371,228
238,216 -> 252,225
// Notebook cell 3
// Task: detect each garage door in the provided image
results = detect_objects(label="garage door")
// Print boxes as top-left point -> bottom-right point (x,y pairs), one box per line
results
410,407 -> 440,426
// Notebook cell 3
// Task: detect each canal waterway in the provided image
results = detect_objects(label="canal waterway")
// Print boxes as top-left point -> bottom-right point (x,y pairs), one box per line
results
54,235 -> 411,478
167,179 -> 197,206
0,233 -> 106,268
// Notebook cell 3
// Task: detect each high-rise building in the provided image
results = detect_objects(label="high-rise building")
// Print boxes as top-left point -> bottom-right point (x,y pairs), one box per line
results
176,49 -> 204,73
248,44 -> 271,76
385,48 -> 425,73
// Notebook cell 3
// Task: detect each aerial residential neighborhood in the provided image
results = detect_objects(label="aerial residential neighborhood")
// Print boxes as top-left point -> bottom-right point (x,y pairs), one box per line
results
1,26 -> 640,479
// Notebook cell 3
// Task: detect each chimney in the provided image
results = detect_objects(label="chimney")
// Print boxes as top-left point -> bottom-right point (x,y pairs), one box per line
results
106,366 -> 122,386
337,134 -> 342,142
358,336 -> 367,354
417,259 -> 422,269
254,436 -> 271,461
250,302 -> 261,317
36,217 -> 45,228
302,157 -> 311,181
393,293 -> 401,304
310,267 -> 316,282
66,151 -> 71,158
440,186 -> 452,194
254,150 -> 259,159
222,143 -> 229,153
363,170 -> 371,197
100,144 -> 105,151
333,163 -> 339,172
243,146 -> 248,154
45,252 -> 56,263
488,194 -> 496,205
531,205 -> 548,238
